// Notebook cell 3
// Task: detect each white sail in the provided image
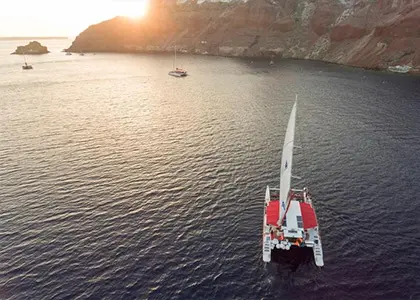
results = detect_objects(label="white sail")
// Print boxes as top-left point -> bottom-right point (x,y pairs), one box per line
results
278,97 -> 297,224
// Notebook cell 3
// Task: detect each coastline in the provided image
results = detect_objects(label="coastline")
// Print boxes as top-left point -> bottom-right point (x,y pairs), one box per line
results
64,0 -> 420,77
64,48 -> 420,75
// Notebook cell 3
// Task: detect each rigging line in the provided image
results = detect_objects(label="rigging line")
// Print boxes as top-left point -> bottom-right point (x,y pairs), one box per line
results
295,95 -> 308,186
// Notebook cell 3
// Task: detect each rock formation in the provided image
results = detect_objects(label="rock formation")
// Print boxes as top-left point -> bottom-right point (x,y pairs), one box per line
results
12,41 -> 50,55
66,0 -> 420,73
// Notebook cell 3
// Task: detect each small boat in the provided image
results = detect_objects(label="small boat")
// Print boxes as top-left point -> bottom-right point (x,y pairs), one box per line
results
22,62 -> 33,70
269,60 -> 275,66
22,53 -> 33,70
262,95 -> 324,267
388,65 -> 411,73
80,52 -> 85,56
168,68 -> 187,77
65,52 -> 72,56
168,44 -> 187,77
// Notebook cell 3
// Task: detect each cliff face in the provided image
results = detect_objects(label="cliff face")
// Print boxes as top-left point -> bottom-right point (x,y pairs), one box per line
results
67,0 -> 420,72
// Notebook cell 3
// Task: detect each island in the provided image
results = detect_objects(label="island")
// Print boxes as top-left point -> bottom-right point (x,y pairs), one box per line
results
11,41 -> 50,55
65,0 -> 420,73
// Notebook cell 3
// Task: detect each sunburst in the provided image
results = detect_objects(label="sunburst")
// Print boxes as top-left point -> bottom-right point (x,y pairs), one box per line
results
114,0 -> 149,18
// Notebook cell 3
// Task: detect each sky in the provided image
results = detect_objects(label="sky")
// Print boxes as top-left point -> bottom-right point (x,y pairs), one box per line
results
0,0 -> 149,37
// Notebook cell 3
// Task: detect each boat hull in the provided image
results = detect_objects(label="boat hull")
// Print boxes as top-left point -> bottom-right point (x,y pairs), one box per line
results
388,65 -> 411,73
263,186 -> 324,267
168,71 -> 187,77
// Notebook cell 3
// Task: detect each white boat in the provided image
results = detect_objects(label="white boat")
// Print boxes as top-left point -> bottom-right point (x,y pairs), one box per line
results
262,95 -> 324,267
168,44 -> 187,77
168,68 -> 187,77
388,65 -> 411,73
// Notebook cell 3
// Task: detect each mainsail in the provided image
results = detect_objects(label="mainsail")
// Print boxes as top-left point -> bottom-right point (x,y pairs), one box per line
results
278,97 -> 297,224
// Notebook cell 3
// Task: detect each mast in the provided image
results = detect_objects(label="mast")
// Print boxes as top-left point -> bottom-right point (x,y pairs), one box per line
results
174,44 -> 177,69
278,96 -> 297,224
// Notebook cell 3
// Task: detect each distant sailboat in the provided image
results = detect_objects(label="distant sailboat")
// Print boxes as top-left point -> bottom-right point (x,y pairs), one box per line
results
22,52 -> 33,70
269,55 -> 275,66
168,44 -> 187,77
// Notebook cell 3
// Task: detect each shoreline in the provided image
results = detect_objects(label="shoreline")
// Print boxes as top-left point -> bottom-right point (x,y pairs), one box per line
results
64,49 -> 420,76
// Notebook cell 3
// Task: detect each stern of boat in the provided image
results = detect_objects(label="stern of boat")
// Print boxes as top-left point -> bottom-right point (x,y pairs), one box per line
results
268,187 -> 324,267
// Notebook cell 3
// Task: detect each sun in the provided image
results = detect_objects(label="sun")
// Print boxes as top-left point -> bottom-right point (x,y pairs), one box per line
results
114,0 -> 149,19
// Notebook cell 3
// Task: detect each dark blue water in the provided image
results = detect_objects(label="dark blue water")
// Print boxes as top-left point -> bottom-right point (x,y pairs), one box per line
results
1,40 -> 420,299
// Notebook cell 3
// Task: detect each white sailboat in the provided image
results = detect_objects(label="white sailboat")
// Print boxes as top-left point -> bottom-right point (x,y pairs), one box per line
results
262,95 -> 324,267
168,44 -> 187,77
22,52 -> 33,70
269,55 -> 275,66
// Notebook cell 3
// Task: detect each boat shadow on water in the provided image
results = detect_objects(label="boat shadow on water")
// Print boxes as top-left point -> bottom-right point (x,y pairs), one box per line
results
270,247 -> 315,273
265,247 -> 321,293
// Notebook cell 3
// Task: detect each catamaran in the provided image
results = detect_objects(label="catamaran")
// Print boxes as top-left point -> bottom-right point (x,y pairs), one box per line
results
262,96 -> 324,267
168,44 -> 187,77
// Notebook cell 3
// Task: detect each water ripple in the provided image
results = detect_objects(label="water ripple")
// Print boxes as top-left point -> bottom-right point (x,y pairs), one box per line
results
1,49 -> 420,299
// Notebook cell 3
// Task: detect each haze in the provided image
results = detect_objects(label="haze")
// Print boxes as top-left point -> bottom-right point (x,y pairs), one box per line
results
0,0 -> 149,37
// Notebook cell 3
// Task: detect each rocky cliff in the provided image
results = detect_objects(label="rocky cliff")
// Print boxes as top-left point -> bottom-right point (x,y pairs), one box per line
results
67,0 -> 420,73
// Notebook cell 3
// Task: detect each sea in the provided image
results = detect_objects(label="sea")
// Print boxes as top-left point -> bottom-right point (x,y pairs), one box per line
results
1,38 -> 420,300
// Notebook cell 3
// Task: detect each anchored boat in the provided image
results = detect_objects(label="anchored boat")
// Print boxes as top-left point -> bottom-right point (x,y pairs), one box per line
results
22,62 -> 33,70
262,96 -> 324,267
168,44 -> 187,77
168,67 -> 187,77
22,52 -> 33,70
388,65 -> 412,73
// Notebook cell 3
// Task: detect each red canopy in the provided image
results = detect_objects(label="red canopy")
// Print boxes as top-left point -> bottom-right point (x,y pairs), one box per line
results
266,201 -> 279,226
300,202 -> 318,229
